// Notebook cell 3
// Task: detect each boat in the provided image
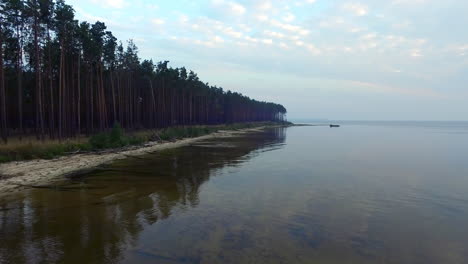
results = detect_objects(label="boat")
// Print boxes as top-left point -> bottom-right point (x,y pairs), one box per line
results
329,124 -> 340,128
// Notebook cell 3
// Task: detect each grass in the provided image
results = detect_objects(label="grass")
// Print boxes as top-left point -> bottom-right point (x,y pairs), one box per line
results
0,121 -> 290,163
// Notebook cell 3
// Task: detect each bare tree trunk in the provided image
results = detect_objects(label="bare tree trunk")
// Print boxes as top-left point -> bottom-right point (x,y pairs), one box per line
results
0,28 -> 7,143
77,54 -> 81,134
90,68 -> 94,132
47,29 -> 54,139
149,79 -> 157,127
58,40 -> 64,140
99,63 -> 106,129
34,13 -> 44,141
17,27 -> 23,139
110,70 -> 117,124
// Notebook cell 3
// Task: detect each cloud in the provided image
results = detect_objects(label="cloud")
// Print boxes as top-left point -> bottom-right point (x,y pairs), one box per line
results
90,0 -> 127,9
342,3 -> 369,16
223,27 -> 243,38
146,4 -> 159,10
264,30 -> 285,39
151,18 -> 165,25
256,14 -> 269,22
391,0 -> 427,5
451,44 -> 468,56
229,2 -> 246,15
257,1 -> 273,10
347,80 -> 441,98
283,13 -> 295,22
69,0 -> 468,120
269,19 -> 309,35
179,14 -> 189,24
212,0 -> 246,16
213,35 -> 225,43
279,42 -> 289,49
410,49 -> 422,57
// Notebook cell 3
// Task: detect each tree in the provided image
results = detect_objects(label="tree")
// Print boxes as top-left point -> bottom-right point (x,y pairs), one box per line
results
0,0 -> 287,144
103,30 -> 117,123
0,1 -> 8,142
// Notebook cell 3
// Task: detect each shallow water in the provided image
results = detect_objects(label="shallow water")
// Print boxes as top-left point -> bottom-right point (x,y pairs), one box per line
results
1,123 -> 468,264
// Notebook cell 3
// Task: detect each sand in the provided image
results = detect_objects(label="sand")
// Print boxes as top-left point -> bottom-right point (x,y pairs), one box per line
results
0,127 -> 267,197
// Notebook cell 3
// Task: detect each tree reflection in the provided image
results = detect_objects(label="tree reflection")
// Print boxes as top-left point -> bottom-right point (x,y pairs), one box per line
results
0,128 -> 286,264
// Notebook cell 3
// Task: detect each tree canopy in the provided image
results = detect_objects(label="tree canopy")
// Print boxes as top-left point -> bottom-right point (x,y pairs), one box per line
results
0,0 -> 287,142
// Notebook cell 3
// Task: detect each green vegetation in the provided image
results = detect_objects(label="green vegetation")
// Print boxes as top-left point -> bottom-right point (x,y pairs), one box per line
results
0,0 -> 287,144
89,123 -> 144,149
0,122 -> 290,163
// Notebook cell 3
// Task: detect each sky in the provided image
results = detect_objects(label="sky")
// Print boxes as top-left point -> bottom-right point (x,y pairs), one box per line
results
66,0 -> 468,121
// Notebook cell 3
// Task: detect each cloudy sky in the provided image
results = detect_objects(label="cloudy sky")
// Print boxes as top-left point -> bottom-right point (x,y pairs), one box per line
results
67,0 -> 467,121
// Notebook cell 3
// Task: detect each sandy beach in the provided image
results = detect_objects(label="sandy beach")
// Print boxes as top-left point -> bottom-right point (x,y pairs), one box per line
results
0,127 -> 267,197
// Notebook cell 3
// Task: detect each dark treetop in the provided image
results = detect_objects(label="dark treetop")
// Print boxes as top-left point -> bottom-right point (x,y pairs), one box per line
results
0,0 -> 287,142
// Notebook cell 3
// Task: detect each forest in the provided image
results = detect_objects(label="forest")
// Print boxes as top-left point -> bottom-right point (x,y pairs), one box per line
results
0,0 -> 287,143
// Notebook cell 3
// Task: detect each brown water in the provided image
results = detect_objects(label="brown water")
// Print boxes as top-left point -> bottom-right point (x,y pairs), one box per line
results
1,123 -> 468,264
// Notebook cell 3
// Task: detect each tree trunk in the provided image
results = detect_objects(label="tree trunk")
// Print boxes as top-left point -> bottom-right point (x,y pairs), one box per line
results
0,28 -> 7,143
47,29 -> 54,139
110,70 -> 117,124
77,54 -> 81,134
58,39 -> 64,140
34,13 -> 44,140
17,30 -> 23,139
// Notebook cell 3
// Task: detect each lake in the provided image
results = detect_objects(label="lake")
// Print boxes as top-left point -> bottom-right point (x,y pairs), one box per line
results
1,122 -> 468,264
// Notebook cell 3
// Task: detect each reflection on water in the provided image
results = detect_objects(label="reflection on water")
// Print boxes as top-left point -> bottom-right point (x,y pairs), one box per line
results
1,123 -> 468,264
0,128 -> 286,264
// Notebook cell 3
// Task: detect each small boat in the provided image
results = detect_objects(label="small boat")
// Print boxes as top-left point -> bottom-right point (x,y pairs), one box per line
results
329,124 -> 340,128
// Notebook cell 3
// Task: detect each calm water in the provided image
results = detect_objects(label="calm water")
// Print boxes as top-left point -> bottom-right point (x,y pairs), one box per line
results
1,122 -> 468,264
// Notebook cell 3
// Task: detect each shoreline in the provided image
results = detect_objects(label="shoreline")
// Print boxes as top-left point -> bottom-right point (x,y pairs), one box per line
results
0,126 -> 274,197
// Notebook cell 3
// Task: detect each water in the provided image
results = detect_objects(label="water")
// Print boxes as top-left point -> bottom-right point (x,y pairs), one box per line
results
1,122 -> 468,264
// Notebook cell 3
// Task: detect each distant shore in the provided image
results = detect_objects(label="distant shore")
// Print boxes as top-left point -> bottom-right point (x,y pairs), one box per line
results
0,125 -> 286,197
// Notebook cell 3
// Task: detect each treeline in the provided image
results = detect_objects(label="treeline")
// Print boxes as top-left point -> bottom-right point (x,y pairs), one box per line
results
0,0 -> 287,143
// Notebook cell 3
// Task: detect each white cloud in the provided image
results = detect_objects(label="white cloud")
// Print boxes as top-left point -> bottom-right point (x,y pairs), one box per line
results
151,18 -> 165,25
179,14 -> 189,24
392,20 -> 412,30
342,3 -> 369,16
392,0 -> 427,5
229,2 -> 246,15
306,44 -> 321,55
146,4 -> 159,10
258,1 -> 273,10
223,27 -> 243,38
319,17 -> 345,28
213,35 -> 225,43
69,0 -> 468,120
256,14 -> 269,22
283,13 -> 296,22
212,0 -> 246,16
361,33 -> 377,40
91,0 -> 127,9
451,44 -> 468,56
279,42 -> 289,49
269,19 -> 309,35
245,36 -> 260,43
349,27 -> 364,33
264,30 -> 285,39
410,49 -> 423,57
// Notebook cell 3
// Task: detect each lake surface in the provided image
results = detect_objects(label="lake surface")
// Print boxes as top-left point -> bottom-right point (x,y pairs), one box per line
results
1,122 -> 468,264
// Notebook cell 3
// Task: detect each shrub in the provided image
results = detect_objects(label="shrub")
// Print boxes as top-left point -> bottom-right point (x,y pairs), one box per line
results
110,122 -> 124,145
89,133 -> 110,149
88,123 -> 146,150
